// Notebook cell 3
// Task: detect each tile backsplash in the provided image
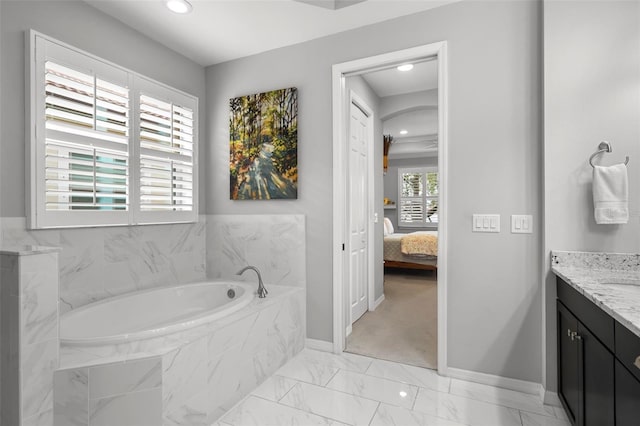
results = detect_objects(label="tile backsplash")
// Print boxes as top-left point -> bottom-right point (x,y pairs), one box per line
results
1,217 -> 206,313
1,214 -> 305,313
206,214 -> 306,288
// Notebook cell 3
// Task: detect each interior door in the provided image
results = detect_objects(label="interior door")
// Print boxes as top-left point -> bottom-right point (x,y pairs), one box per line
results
348,100 -> 369,325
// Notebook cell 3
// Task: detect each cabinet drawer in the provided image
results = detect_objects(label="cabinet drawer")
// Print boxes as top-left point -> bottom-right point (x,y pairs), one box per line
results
557,278 -> 614,351
615,321 -> 640,383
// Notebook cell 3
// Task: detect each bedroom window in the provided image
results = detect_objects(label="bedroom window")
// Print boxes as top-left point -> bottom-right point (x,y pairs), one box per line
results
28,31 -> 198,228
398,167 -> 438,228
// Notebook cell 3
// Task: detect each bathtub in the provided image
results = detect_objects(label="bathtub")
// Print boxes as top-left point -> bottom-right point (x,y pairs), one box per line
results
60,280 -> 255,347
54,283 -> 306,425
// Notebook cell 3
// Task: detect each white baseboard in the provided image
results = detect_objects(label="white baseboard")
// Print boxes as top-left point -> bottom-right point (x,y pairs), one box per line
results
446,367 -> 544,398
373,294 -> 385,310
305,338 -> 334,352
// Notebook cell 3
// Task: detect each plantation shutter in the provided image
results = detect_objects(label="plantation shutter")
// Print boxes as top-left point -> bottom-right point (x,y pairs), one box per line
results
44,61 -> 129,212
29,32 -> 197,228
400,172 -> 424,224
136,79 -> 197,223
397,168 -> 438,228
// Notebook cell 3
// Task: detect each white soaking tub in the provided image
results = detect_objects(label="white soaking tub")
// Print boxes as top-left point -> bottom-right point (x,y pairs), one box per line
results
60,281 -> 254,347
54,284 -> 306,425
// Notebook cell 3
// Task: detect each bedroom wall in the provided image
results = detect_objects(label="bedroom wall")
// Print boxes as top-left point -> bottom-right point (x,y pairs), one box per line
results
543,0 -> 640,392
206,0 -> 543,384
384,156 -> 439,232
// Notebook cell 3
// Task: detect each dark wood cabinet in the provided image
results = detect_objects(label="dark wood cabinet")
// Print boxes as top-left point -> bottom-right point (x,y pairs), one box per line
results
557,302 -> 581,424
615,360 -> 640,426
557,299 -> 615,426
579,322 -> 615,426
556,277 -> 633,426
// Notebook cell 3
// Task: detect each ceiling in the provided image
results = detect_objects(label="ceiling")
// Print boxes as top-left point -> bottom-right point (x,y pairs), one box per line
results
361,59 -> 437,98
358,60 -> 438,158
84,0 -> 459,66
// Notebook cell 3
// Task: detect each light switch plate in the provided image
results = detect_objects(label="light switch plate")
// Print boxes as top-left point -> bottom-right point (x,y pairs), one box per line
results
511,215 -> 533,233
472,214 -> 500,233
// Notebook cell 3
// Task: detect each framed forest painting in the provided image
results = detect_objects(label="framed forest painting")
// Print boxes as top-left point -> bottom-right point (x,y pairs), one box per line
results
229,87 -> 298,200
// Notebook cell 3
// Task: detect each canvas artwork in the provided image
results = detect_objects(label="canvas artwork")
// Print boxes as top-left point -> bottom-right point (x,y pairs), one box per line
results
229,87 -> 298,200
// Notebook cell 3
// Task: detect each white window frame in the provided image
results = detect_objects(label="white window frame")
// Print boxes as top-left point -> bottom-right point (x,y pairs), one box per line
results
397,166 -> 438,229
26,30 -> 198,229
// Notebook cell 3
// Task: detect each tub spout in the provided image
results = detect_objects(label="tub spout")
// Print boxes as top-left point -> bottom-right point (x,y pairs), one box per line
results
236,266 -> 268,298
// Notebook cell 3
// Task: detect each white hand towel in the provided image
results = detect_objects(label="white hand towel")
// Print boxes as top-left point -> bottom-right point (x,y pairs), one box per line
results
593,163 -> 629,224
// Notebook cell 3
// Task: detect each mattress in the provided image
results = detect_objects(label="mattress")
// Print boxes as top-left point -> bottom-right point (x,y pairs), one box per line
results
383,231 -> 438,266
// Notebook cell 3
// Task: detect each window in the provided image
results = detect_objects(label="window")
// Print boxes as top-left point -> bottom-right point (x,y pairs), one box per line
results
28,31 -> 198,228
398,167 -> 438,228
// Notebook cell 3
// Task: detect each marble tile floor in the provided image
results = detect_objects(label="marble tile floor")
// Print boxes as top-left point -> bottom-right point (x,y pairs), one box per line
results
215,348 -> 570,426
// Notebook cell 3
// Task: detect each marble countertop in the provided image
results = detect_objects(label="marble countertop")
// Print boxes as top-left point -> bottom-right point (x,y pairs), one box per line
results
551,250 -> 640,339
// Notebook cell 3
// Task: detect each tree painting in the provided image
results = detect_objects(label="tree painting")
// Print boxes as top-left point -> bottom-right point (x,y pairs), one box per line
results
230,87 -> 298,200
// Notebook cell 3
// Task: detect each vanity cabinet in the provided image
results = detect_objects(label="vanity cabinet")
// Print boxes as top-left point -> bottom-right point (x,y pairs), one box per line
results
613,321 -> 640,425
557,277 -> 640,425
557,279 -> 615,426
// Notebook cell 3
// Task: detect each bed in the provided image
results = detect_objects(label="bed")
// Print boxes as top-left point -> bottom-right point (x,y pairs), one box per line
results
383,230 -> 438,271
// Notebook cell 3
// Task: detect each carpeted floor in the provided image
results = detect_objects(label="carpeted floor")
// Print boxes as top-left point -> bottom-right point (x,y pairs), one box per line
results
345,269 -> 437,369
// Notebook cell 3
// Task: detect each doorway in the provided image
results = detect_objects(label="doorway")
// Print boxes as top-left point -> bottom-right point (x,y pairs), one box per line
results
331,42 -> 448,375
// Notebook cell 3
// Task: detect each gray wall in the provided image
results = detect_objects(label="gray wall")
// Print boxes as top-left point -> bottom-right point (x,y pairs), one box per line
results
384,156 -> 439,232
543,0 -> 640,392
0,0 -> 207,218
206,0 -> 543,383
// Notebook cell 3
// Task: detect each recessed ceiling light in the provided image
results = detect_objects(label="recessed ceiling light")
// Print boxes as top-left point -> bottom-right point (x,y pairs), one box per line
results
397,64 -> 414,72
399,130 -> 408,135
166,0 -> 192,14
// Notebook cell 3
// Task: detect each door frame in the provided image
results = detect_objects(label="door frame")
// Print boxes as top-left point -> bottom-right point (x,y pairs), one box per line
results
331,41 -> 449,375
345,90 -> 376,334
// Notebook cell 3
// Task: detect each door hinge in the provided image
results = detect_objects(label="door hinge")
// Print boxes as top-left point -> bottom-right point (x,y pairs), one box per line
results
342,243 -> 345,251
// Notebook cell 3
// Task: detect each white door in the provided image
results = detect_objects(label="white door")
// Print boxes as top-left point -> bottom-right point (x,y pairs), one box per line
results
348,100 -> 369,324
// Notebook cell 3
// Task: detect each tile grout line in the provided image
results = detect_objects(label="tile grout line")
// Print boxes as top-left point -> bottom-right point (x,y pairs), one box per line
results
367,402 -> 382,426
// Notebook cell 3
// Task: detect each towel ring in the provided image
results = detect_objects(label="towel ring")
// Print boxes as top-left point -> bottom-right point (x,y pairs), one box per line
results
589,141 -> 630,168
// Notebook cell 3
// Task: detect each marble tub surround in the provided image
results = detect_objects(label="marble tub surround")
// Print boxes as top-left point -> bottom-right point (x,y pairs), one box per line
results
1,217 -> 206,314
60,285 -> 303,369
0,246 -> 61,426
55,286 -> 306,425
207,215 -> 306,288
551,250 -> 640,338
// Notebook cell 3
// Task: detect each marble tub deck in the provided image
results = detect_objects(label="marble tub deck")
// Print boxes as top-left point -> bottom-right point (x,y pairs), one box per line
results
215,348 -> 570,426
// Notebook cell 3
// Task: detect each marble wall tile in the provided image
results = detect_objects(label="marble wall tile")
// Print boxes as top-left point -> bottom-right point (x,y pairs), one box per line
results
23,408 -> 54,426
89,357 -> 161,400
163,388 -> 210,426
89,388 -> 162,426
162,339 -> 208,417
54,367 -> 89,426
59,229 -> 105,313
1,255 -> 20,426
2,217 -> 207,314
20,253 -> 59,345
207,215 -> 306,287
1,218 -> 61,248
22,338 -> 58,419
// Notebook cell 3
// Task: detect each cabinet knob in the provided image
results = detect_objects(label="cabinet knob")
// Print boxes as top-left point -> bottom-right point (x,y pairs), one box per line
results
634,356 -> 640,370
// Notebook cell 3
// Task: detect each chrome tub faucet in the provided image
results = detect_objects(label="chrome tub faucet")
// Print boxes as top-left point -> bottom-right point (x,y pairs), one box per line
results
236,265 -> 268,298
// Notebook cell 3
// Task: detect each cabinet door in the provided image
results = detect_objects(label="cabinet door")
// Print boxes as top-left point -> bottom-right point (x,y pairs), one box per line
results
579,323 -> 614,426
615,360 -> 640,426
558,301 -> 581,425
